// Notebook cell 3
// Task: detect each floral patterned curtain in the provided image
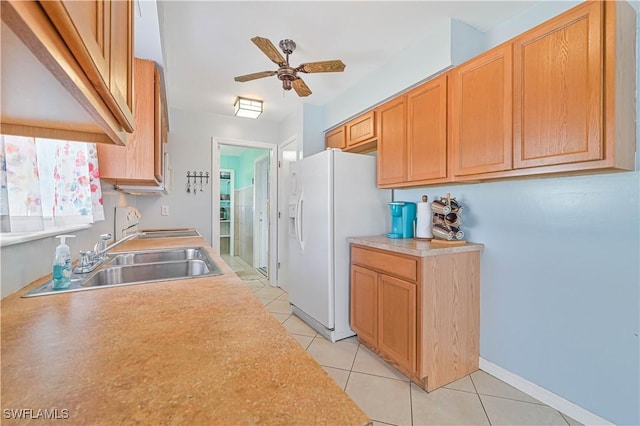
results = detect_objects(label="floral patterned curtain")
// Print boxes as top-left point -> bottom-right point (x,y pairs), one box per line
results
0,135 -> 105,233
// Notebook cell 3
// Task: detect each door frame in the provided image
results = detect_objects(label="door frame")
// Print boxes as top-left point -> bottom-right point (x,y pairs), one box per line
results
253,154 -> 269,270
276,135 -> 298,292
212,137 -> 278,284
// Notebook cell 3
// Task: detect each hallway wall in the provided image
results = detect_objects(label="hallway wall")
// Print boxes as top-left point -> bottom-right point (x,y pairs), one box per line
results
135,107 -> 280,247
234,186 -> 253,265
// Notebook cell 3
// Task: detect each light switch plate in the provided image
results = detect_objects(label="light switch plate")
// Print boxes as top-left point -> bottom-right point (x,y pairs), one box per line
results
161,205 -> 169,216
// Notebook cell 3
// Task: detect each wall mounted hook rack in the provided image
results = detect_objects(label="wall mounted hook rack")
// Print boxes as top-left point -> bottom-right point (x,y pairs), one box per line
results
186,171 -> 210,194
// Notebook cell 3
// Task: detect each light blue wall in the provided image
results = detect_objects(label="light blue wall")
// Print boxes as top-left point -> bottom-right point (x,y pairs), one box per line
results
220,155 -> 239,187
302,104 -> 325,158
392,2 -> 639,424
323,19 -> 485,130
221,149 -> 268,189
398,173 -> 639,425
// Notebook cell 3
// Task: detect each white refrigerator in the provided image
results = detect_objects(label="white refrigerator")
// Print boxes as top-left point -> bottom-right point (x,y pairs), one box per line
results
288,149 -> 390,342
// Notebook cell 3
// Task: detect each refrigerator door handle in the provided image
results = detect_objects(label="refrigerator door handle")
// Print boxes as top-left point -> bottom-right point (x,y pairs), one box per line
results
295,190 -> 304,252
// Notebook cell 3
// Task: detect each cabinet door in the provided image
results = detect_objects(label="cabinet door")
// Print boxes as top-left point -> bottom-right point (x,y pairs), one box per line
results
377,96 -> 407,186
108,0 -> 134,125
123,59 -> 156,183
513,1 -> 603,169
378,274 -> 416,373
39,0 -> 134,133
98,59 -> 159,185
153,67 -> 163,182
325,126 -> 346,150
346,111 -> 376,148
351,265 -> 378,346
407,74 -> 448,182
451,44 -> 513,176
41,1 -> 111,87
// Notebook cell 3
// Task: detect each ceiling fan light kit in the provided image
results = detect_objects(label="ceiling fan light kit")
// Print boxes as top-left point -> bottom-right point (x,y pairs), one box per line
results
234,36 -> 346,97
234,97 -> 263,119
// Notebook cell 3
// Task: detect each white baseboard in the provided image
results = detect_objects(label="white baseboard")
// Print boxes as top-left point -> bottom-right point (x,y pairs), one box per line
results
479,358 -> 613,426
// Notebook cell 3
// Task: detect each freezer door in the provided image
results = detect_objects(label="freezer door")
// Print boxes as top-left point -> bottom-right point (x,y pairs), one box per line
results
288,150 -> 334,329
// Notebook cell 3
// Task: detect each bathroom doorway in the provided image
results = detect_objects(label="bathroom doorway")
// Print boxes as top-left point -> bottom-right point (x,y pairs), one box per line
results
213,138 -> 277,283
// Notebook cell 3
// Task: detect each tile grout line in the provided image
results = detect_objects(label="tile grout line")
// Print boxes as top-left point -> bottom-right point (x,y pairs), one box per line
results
470,373 -> 493,426
343,341 -> 361,392
470,373 -> 553,407
409,381 -> 414,426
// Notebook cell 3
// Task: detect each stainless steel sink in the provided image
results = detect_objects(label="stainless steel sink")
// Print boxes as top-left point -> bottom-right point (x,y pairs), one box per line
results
81,259 -> 218,287
23,246 -> 222,297
108,247 -> 205,265
137,229 -> 201,239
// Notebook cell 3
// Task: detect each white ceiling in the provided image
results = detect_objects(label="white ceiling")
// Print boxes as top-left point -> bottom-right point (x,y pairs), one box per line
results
149,1 -> 538,124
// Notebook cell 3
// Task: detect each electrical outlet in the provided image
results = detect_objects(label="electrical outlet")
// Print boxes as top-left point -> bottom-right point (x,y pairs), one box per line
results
161,205 -> 169,216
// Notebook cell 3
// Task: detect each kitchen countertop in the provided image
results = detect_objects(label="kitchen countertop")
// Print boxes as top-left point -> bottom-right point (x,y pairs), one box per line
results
1,236 -> 370,425
348,235 -> 484,257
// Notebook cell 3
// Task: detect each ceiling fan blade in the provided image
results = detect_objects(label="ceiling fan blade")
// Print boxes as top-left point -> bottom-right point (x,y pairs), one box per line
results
293,78 -> 312,97
298,60 -> 346,73
234,71 -> 277,82
251,36 -> 285,65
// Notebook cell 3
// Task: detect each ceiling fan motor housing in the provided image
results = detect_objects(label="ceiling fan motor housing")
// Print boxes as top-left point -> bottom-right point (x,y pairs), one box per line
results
279,39 -> 296,55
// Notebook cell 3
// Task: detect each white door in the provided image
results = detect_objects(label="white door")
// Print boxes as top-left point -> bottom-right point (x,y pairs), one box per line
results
253,155 -> 269,271
276,137 -> 297,292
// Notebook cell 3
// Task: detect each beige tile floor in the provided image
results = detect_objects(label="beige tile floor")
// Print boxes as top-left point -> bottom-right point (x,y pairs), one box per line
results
226,255 -> 582,426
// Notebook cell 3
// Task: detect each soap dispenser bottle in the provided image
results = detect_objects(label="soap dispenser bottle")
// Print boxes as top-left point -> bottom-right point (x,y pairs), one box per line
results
52,235 -> 75,290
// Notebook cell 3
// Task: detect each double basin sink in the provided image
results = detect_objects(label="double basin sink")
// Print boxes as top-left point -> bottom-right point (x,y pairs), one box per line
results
23,246 -> 223,297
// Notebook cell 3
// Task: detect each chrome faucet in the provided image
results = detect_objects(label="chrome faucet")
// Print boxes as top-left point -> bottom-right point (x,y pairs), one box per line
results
73,232 -> 140,274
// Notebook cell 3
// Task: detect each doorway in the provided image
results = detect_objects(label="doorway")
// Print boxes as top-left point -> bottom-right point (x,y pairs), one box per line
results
213,138 -> 277,284
276,136 -> 298,293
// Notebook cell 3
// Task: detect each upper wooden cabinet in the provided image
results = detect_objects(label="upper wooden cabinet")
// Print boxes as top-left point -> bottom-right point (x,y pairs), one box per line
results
376,96 -> 407,186
377,74 -> 449,188
453,0 -> 635,180
0,0 -> 133,145
325,111 -> 377,153
325,126 -> 346,150
407,74 -> 449,183
345,111 -> 376,150
450,44 -> 513,177
370,1 -> 635,187
98,59 -> 166,186
513,1 -> 602,169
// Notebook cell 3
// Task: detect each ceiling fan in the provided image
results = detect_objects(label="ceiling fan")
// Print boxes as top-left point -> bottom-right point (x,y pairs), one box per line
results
234,36 -> 346,97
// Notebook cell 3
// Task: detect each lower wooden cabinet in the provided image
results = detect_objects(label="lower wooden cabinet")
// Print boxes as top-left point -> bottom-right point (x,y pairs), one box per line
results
350,243 -> 480,391
377,274 -> 416,373
350,265 -> 378,346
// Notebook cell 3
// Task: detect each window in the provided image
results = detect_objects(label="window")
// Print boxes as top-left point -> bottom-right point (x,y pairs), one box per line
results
0,135 -> 105,239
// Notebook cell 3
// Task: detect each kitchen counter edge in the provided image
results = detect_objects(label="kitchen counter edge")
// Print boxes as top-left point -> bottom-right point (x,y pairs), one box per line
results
348,235 -> 484,257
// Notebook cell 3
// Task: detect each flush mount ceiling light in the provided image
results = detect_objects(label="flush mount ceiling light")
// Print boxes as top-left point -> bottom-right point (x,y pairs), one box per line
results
234,97 -> 263,119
